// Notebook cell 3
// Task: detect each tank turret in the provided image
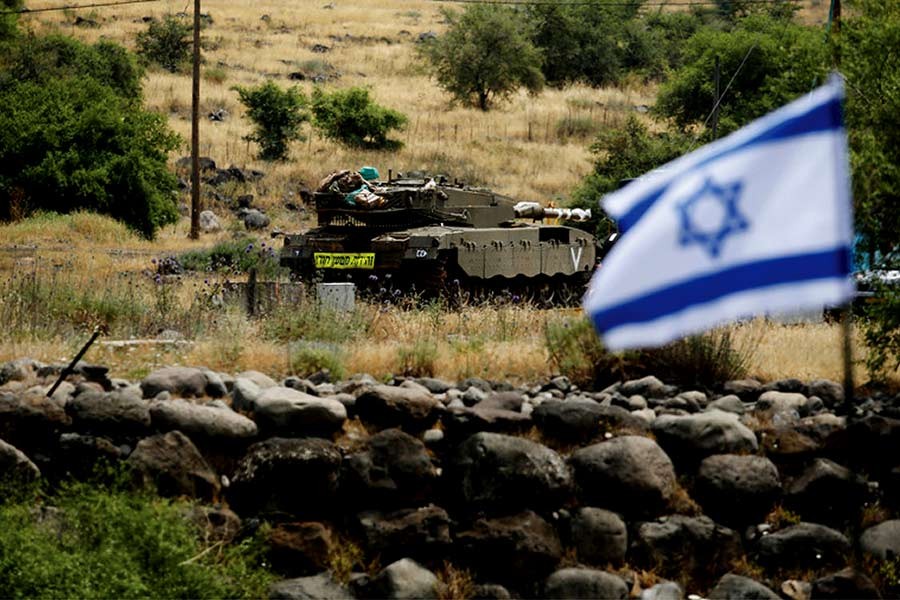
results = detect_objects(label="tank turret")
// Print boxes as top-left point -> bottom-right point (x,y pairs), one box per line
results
280,169 -> 600,303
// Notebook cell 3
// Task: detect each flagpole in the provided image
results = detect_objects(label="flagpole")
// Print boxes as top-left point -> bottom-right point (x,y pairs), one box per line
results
841,305 -> 855,416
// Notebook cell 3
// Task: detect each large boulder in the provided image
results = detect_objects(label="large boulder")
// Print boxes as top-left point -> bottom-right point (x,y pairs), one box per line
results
755,391 -> 808,415
341,428 -> 438,509
232,377 -> 263,412
0,390 -> 71,451
707,574 -> 780,599
150,399 -> 257,442
355,558 -> 438,600
253,386 -> 346,436
568,507 -> 628,566
810,568 -> 881,599
807,379 -> 844,408
356,505 -> 451,564
267,522 -> 333,577
450,432 -> 570,512
543,568 -> 628,599
140,366 -> 212,398
66,389 -> 151,438
354,385 -> 442,432
694,454 -> 782,526
54,433 -> 128,480
126,430 -> 220,500
0,437 -> 40,484
784,458 -> 868,526
621,376 -> 672,398
755,522 -> 851,568
860,520 -> 900,560
269,573 -> 353,600
651,411 -> 758,464
632,515 -> 742,582
456,510 -> 562,585
442,406 -> 532,438
569,436 -> 677,518
533,399 -> 647,441
229,437 -> 342,518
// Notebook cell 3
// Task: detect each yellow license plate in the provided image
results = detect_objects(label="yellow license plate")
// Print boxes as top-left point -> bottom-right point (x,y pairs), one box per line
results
314,252 -> 375,269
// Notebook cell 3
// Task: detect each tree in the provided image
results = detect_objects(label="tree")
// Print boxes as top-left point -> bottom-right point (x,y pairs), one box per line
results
234,81 -> 309,161
135,14 -> 192,73
0,34 -> 180,238
0,0 -> 22,41
418,5 -> 544,111
310,87 -> 407,150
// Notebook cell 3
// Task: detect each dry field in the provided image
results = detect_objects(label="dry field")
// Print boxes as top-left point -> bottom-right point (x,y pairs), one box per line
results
5,0 -> 883,388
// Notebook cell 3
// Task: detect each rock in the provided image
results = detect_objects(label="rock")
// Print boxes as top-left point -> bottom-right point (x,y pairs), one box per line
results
756,522 -> 851,568
253,386 -> 346,436
442,406 -> 532,437
399,380 -> 431,395
543,568 -> 628,599
0,437 -> 40,483
651,411 -> 758,464
356,505 -> 451,563
269,572 -> 353,600
763,378 -> 807,394
414,377 -> 453,394
199,210 -> 221,232
756,391 -> 807,415
355,385 -> 441,432
284,377 -> 319,396
238,370 -> 278,389
810,568 -> 881,599
632,515 -> 742,581
244,209 -> 270,230
621,376 -> 671,398
0,359 -> 33,385
475,391 -> 526,412
141,367 -> 209,398
461,386 -> 488,407
456,510 -> 562,584
569,436 -> 677,518
341,428 -> 438,509
150,399 -> 257,442
0,390 -> 71,451
641,581 -> 683,600
127,431 -> 220,500
232,377 -> 262,412
695,454 -> 782,526
723,379 -> 763,401
860,520 -> 900,560
457,377 -> 492,393
229,438 -> 341,518
707,395 -> 745,415
807,379 -> 844,408
707,574 -> 780,599
534,399 -> 648,441
785,458 -> 867,526
54,433 -> 128,480
267,522 -> 333,577
200,368 -> 229,398
471,584 -> 512,599
356,558 -> 438,599
65,389 -> 151,438
450,432 -> 570,512
185,505 -> 242,543
568,507 -> 627,566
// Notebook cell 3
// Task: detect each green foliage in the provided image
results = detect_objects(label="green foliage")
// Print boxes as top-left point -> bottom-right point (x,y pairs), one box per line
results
311,87 -> 407,150
397,339 -> 439,377
290,344 -> 346,380
418,5 -> 544,110
0,35 -> 179,238
234,80 -> 309,161
135,14 -> 192,73
179,236 -> 284,279
0,0 -> 23,41
0,481 -> 272,598
641,328 -> 752,389
654,14 -> 828,134
544,317 -> 634,389
863,284 -> 900,379
264,303 -> 368,344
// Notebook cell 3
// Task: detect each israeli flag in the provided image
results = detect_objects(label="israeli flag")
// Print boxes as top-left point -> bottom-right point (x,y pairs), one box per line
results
583,75 -> 855,350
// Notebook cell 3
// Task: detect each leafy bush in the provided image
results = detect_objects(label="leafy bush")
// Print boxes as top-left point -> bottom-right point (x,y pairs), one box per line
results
311,87 -> 407,150
290,344 -> 346,380
179,236 -> 283,279
641,328 -> 752,389
0,35 -> 180,238
0,481 -> 272,598
418,5 -> 543,110
544,316 -> 635,389
0,0 -> 23,41
264,303 -> 368,344
863,284 -> 900,380
234,81 -> 309,161
397,339 -> 439,377
135,14 -> 192,73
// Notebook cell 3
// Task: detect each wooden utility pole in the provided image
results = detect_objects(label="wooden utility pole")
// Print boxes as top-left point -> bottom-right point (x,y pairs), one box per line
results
712,55 -> 721,140
189,0 -> 201,239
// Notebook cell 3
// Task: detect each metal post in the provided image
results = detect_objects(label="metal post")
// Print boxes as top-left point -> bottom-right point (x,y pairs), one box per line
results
841,305 -> 855,416
189,0 -> 201,240
712,55 -> 721,140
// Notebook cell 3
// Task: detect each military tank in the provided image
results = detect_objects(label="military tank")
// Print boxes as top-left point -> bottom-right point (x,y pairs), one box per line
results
280,169 -> 600,304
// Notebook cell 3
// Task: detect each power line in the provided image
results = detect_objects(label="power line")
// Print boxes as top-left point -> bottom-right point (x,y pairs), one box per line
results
1,0 -> 162,15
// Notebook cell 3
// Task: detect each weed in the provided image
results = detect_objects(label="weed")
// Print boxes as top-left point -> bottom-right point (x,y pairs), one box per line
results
860,501 -> 891,529
397,339 -> 438,377
327,537 -> 364,585
764,505 -> 802,530
668,482 -> 702,516
204,66 -> 227,84
436,561 -> 475,600
556,114 -> 599,140
290,343 -> 346,380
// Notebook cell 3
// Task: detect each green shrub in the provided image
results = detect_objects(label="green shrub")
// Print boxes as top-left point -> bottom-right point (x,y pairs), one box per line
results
203,66 -> 227,84
290,343 -> 346,380
544,316 -> 634,389
264,303 -> 368,344
641,328 -> 753,389
135,14 -> 192,73
555,114 -> 599,140
0,481 -> 272,598
234,81 -> 309,161
863,283 -> 900,380
0,0 -> 22,41
397,339 -> 439,377
179,236 -> 284,279
311,87 -> 407,150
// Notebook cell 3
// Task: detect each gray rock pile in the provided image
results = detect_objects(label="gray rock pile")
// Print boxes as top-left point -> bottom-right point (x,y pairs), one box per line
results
2,358 -> 899,598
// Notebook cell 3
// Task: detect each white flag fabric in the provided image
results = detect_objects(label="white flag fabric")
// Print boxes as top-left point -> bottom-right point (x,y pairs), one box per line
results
583,75 -> 855,351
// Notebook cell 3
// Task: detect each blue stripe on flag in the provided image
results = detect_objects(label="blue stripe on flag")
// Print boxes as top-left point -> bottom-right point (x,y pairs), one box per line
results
590,246 -> 851,333
615,96 -> 842,232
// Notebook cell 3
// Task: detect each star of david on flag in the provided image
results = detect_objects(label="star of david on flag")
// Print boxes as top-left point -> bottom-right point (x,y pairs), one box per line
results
583,75 -> 855,351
